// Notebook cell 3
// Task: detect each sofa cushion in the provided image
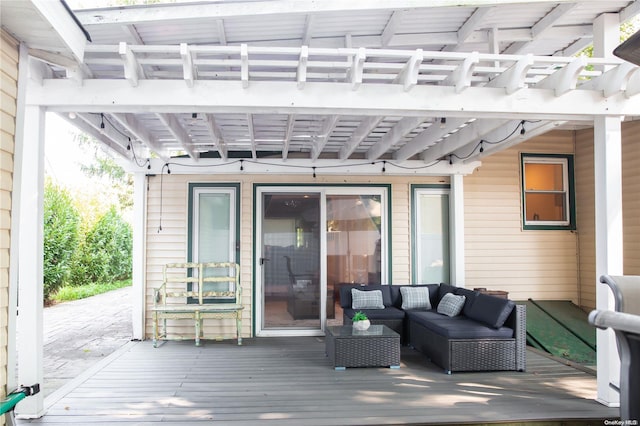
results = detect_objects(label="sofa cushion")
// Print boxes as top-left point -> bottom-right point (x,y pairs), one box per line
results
390,284 -> 439,308
437,293 -> 466,317
437,283 -> 456,304
466,293 -> 516,329
343,306 -> 405,321
351,288 -> 384,309
454,287 -> 480,317
407,311 -> 514,339
400,286 -> 432,310
340,285 -> 392,308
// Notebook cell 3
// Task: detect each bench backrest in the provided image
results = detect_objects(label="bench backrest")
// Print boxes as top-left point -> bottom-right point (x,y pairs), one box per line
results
159,262 -> 241,305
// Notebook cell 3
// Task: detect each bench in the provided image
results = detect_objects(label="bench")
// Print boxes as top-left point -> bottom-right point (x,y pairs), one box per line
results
151,262 -> 243,347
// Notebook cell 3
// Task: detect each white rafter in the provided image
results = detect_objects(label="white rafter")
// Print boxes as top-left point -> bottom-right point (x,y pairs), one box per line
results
367,116 -> 426,161
247,113 -> 257,159
180,43 -> 195,87
282,115 -> 295,160
203,113 -> 228,160
71,113 -> 130,158
311,115 -> 338,161
119,42 -> 143,87
504,3 -> 577,54
111,113 -> 168,160
157,112 -> 198,160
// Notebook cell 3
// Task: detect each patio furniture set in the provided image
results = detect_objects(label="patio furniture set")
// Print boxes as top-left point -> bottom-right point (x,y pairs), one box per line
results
336,283 -> 526,374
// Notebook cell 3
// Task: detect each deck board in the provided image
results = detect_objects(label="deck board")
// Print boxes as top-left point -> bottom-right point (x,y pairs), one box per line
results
18,337 -> 618,425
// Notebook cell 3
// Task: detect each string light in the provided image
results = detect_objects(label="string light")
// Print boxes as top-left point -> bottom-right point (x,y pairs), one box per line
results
440,117 -> 446,128
381,161 -> 386,173
312,166 -> 316,178
240,159 -> 244,171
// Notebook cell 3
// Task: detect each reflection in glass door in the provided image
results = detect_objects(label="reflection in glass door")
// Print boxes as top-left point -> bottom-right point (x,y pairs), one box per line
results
261,193 -> 321,329
326,194 -> 382,322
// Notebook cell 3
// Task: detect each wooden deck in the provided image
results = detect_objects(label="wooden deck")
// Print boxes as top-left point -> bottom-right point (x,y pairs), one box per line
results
19,337 -> 618,425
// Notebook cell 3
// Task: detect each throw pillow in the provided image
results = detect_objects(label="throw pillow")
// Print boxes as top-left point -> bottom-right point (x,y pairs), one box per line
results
400,287 -> 432,310
437,293 -> 466,317
351,288 -> 384,310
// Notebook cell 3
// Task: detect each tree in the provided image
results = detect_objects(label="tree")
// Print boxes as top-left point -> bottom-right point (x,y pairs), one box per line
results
43,180 -> 80,301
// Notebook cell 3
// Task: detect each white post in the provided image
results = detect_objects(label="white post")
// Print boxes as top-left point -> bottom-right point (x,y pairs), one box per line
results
7,43 -> 30,392
15,105 -> 46,418
131,172 -> 147,340
450,174 -> 465,287
593,12 -> 623,408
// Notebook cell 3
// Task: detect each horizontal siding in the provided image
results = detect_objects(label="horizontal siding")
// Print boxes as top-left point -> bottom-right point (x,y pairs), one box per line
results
144,174 -> 443,339
0,29 -> 18,403
463,130 -> 578,303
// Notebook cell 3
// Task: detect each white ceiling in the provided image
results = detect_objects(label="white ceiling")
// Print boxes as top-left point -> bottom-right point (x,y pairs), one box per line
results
2,0 -> 640,170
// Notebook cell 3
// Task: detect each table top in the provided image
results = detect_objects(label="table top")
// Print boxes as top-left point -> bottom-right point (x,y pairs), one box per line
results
326,324 -> 399,338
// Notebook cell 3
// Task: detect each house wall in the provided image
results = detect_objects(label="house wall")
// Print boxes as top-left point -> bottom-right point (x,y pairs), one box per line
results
463,130 -> 579,303
0,29 -> 19,403
144,124 -> 640,338
144,173 -> 445,338
575,120 -> 640,310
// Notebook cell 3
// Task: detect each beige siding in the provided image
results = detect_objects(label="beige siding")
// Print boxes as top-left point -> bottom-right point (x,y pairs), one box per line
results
144,174 -> 443,339
574,120 -> 640,310
0,29 -> 18,409
464,131 -> 579,303
575,127 -> 596,310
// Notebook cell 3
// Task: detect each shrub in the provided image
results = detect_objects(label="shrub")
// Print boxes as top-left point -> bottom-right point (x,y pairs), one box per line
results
43,181 -> 80,300
70,207 -> 132,285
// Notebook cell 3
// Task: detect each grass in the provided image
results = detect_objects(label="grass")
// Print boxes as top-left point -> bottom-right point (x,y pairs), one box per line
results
52,279 -> 132,303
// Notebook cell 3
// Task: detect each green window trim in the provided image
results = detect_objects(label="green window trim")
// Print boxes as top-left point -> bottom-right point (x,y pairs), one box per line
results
187,182 -> 241,304
521,153 -> 576,231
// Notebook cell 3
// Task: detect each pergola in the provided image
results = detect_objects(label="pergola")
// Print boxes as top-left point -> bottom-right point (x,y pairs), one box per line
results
2,0 -> 640,418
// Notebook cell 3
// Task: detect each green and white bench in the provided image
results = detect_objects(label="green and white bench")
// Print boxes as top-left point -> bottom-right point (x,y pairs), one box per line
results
151,262 -> 243,347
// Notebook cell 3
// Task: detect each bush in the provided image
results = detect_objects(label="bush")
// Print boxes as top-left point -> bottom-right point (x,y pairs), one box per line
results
43,181 -> 80,300
70,207 -> 132,285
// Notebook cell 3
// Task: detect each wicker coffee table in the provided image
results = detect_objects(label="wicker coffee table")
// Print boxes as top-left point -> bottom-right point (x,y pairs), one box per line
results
325,325 -> 401,370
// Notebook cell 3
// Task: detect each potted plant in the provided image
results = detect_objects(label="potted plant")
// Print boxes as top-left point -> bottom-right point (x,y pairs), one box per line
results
352,311 -> 370,331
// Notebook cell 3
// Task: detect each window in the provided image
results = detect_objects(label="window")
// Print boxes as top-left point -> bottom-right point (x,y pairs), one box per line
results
521,154 -> 575,230
412,185 -> 450,283
188,183 -> 240,302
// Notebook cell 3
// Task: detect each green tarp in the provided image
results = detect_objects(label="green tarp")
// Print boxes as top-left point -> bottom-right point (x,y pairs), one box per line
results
520,300 -> 596,365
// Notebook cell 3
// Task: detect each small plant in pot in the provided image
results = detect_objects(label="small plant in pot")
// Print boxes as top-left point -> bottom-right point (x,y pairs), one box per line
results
352,311 -> 370,331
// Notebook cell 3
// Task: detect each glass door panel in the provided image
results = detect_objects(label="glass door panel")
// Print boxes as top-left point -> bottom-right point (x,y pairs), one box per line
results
261,193 -> 321,329
415,191 -> 450,283
326,194 -> 382,315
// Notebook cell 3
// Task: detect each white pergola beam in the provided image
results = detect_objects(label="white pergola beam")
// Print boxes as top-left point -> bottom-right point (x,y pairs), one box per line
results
444,51 -> 479,93
138,157 -> 481,177
339,115 -> 382,160
76,0 -> 592,25
535,56 -> 586,96
311,115 -> 338,160
367,116 -> 425,161
217,20 -> 227,45
458,7 -> 493,43
203,113 -> 228,160
393,49 -> 423,91
302,15 -> 314,45
247,113 -> 257,159
487,54 -> 533,94
71,113 -> 131,158
156,112 -> 198,160
350,48 -> 366,90
180,43 -> 195,87
119,42 -> 142,87
626,69 -> 640,98
422,118 -> 512,163
394,117 -> 467,161
297,46 -> 308,89
381,10 -> 404,47
28,79 -> 640,120
241,44 -> 249,88
282,115 -> 295,160
581,63 -> 638,98
111,113 -> 169,160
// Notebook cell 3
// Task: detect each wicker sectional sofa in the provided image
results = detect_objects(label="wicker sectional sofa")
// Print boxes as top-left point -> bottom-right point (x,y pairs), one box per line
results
339,283 -> 526,374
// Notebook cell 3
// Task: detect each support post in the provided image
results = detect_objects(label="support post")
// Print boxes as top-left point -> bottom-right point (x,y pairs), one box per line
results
450,174 -> 465,287
131,172 -> 147,340
15,105 -> 46,418
594,115 -> 623,407
593,12 -> 623,408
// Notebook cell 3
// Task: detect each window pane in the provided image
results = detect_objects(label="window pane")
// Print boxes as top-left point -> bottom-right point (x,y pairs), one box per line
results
524,163 -> 564,191
327,195 -> 382,286
525,193 -> 566,221
198,193 -> 231,264
416,192 -> 449,283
